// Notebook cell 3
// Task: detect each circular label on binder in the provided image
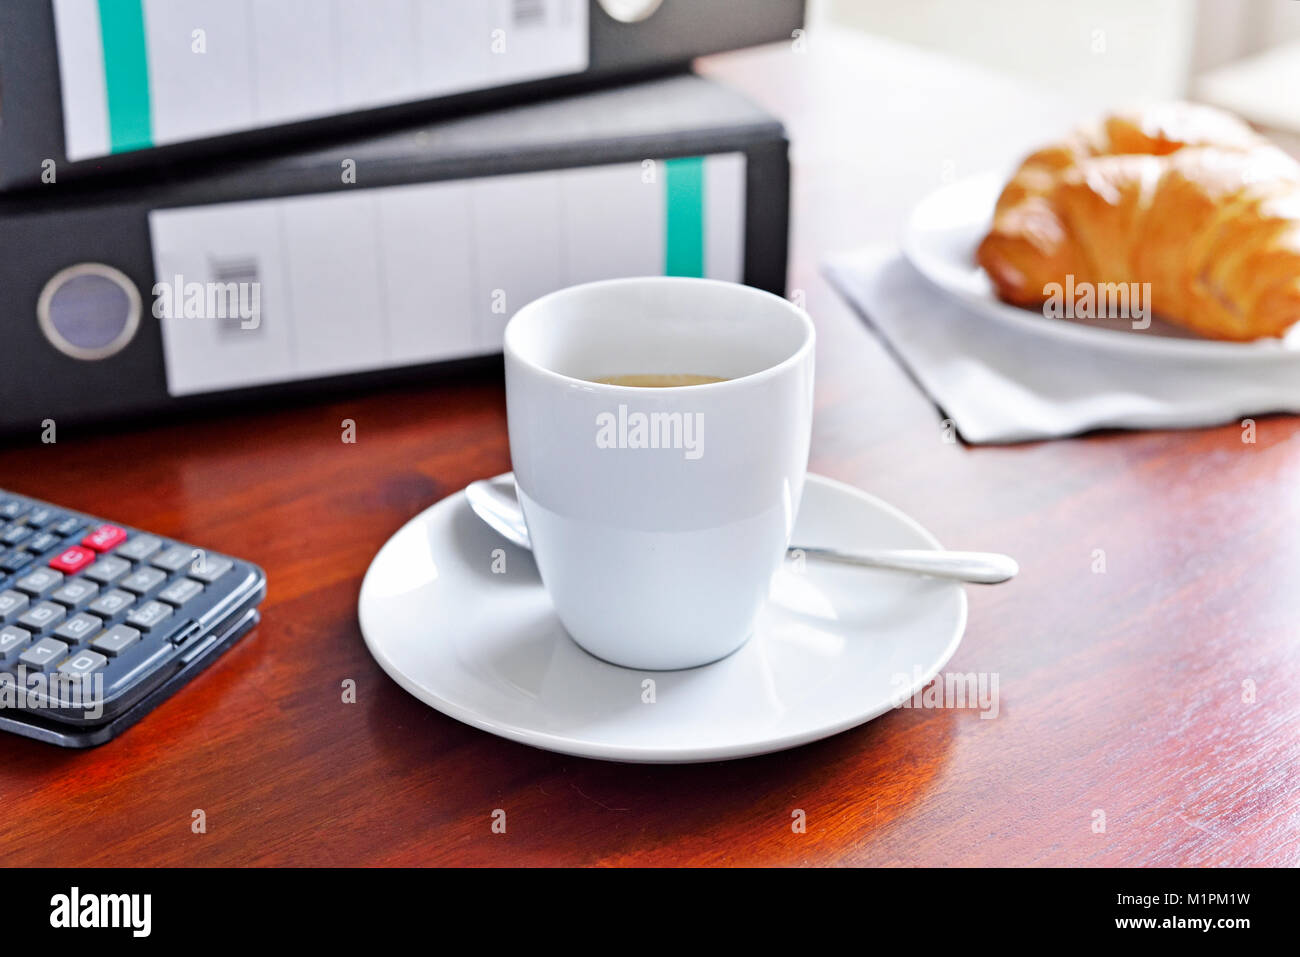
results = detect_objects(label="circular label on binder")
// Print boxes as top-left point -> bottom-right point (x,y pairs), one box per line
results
37,263 -> 142,361
596,0 -> 664,23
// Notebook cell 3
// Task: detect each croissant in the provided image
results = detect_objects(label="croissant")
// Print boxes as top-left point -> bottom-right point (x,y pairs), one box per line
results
976,103 -> 1300,341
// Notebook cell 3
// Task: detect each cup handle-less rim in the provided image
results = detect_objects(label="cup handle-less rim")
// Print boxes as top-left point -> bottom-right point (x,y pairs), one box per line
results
502,276 -> 815,396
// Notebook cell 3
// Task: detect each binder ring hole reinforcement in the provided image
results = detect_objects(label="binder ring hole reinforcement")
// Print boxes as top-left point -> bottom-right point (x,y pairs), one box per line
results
37,263 -> 142,361
597,0 -> 665,24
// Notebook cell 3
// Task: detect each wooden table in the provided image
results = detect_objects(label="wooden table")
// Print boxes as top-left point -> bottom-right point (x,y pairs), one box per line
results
1,31 -> 1296,867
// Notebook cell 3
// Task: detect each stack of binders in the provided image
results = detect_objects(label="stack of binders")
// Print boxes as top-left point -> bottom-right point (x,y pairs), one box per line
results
0,0 -> 802,434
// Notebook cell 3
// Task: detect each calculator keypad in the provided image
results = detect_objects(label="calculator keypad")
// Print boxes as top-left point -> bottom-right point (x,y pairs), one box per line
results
0,490 -> 249,717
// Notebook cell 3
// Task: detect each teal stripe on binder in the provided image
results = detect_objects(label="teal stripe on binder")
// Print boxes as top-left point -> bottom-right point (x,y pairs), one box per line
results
664,156 -> 705,277
98,0 -> 153,153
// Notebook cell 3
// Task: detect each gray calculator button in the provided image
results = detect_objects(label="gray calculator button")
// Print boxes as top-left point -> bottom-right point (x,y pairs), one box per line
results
0,551 -> 35,575
19,636 -> 68,671
116,534 -> 162,561
26,507 -> 57,528
51,516 -> 84,537
87,589 -> 134,618
27,531 -> 61,553
1,524 -> 32,546
119,566 -> 166,595
151,545 -> 196,573
51,578 -> 99,609
91,624 -> 140,657
14,567 -> 64,598
126,600 -> 172,631
0,625 -> 31,661
158,578 -> 204,606
17,601 -> 66,632
54,612 -> 102,645
83,555 -> 131,584
190,555 -> 234,583
0,589 -> 30,623
57,650 -> 107,677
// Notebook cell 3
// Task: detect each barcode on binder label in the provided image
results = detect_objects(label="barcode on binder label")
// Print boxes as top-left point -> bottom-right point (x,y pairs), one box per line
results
512,0 -> 548,26
52,0 -> 589,160
150,153 -> 747,397
207,256 -> 263,337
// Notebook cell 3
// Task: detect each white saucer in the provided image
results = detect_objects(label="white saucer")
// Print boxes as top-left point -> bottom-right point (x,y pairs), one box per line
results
358,473 -> 968,763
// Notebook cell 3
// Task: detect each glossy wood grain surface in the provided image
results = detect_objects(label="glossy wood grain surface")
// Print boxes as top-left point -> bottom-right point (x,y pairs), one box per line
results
1,31 -> 1297,866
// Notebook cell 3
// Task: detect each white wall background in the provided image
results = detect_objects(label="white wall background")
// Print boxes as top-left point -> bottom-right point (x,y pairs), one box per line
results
814,0 -> 1300,114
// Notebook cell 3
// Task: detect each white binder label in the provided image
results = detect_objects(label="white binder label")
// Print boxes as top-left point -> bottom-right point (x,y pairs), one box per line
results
149,153 -> 748,396
52,0 -> 590,160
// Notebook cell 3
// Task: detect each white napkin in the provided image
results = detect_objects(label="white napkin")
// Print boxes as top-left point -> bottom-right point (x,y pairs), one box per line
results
824,246 -> 1300,444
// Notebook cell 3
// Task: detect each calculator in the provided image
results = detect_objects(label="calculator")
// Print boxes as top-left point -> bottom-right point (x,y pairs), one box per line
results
0,491 -> 265,747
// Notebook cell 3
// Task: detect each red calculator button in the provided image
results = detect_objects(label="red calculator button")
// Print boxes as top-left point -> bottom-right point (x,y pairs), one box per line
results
50,545 -> 96,573
82,524 -> 127,552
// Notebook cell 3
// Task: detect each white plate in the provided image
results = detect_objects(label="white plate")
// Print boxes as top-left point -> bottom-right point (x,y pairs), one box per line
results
358,473 -> 968,764
902,171 -> 1300,362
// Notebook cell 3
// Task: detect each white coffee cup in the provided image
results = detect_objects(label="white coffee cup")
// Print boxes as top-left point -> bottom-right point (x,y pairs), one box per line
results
504,277 -> 815,670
